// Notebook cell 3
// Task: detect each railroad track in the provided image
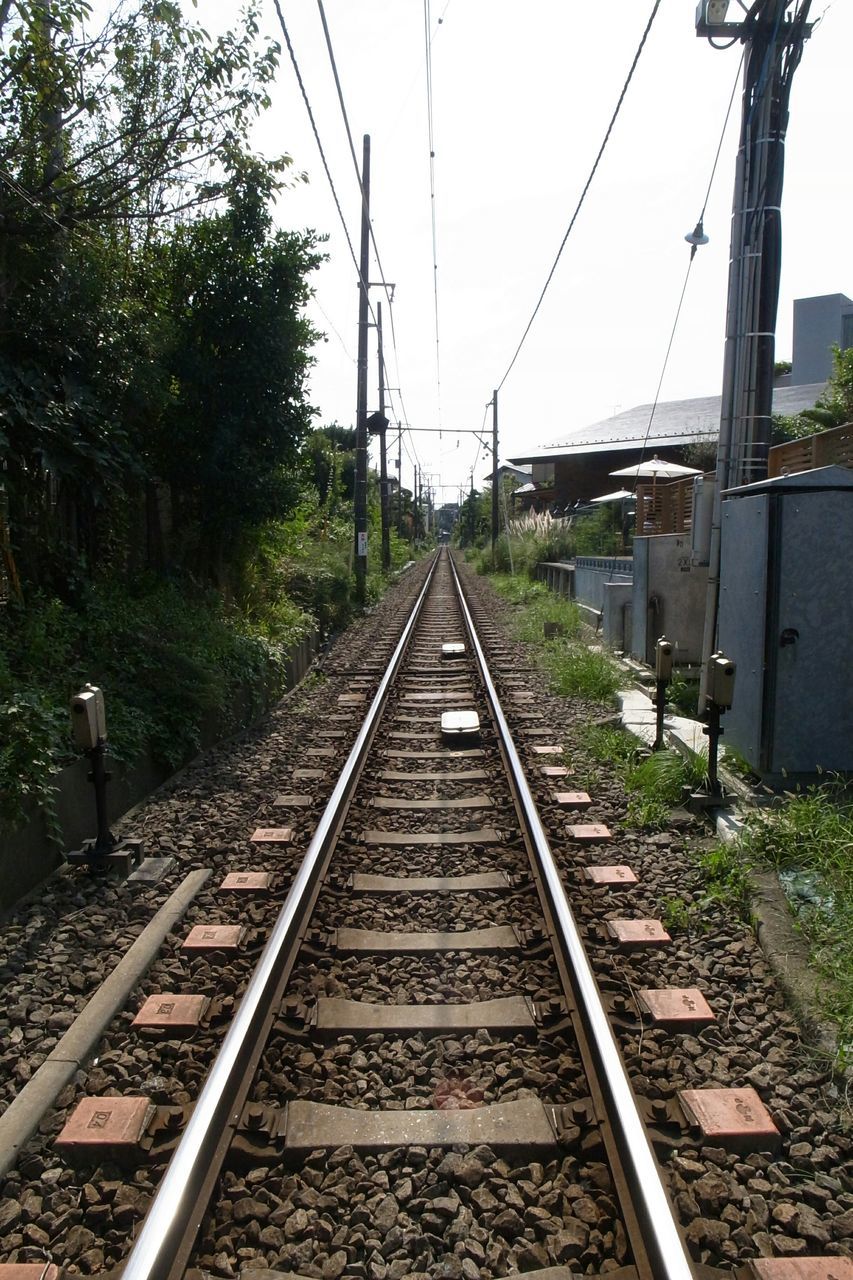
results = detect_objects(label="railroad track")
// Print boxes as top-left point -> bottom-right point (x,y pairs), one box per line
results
5,550 -> 848,1280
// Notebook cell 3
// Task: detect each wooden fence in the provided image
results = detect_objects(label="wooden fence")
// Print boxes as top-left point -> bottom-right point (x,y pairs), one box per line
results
635,474 -> 708,536
768,421 -> 853,477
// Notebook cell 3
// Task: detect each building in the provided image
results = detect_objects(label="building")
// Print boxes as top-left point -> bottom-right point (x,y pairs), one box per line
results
790,293 -> 853,386
509,293 -> 848,509
509,383 -> 825,510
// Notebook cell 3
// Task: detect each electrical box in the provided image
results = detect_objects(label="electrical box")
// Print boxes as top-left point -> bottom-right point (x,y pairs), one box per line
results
706,652 -> 735,709
695,0 -> 734,33
690,475 -> 715,566
655,637 -> 674,682
718,466 -> 853,778
71,684 -> 106,750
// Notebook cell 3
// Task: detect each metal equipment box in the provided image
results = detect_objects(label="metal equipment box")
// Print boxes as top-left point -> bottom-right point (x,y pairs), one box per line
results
718,466 -> 853,779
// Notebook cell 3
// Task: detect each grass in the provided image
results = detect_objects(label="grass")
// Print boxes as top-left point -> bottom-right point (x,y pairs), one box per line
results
489,574 -> 584,643
582,727 -> 709,830
737,781 -> 853,1056
489,574 -> 622,704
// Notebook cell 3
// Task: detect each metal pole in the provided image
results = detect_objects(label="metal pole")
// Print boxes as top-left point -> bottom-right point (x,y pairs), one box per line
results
397,430 -> 404,537
377,303 -> 391,573
491,390 -> 499,559
698,2 -> 809,705
354,134 -> 371,606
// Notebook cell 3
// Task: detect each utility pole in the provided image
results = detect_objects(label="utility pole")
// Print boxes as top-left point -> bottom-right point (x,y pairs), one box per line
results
353,134 -> 371,606
696,0 -> 812,701
491,390 -> 499,559
376,302 -> 391,573
397,430 -> 404,537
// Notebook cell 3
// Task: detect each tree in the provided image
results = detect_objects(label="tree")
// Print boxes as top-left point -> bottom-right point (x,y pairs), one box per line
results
0,2 -> 319,593
0,1 -> 283,253
153,164 -> 322,575
301,424 -> 356,508
773,346 -> 853,441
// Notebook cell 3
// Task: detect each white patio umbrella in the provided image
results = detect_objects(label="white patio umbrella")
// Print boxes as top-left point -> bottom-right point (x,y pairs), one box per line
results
589,488 -> 634,504
609,456 -> 701,480
609,456 -> 700,532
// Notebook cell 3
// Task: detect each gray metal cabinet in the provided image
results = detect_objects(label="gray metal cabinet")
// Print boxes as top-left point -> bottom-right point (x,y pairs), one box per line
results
718,466 -> 853,779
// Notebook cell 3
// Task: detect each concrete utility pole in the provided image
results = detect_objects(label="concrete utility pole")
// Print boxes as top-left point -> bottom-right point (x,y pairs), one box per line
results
396,431 -> 404,536
376,302 -> 391,573
409,465 -> 417,545
354,134 -> 371,606
491,390 -> 499,557
697,0 -> 812,701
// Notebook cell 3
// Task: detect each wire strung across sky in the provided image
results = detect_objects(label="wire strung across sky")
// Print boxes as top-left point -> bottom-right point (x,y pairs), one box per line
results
315,2 -> 410,432
631,55 -> 744,489
272,0 -> 423,481
423,0 -> 443,429
313,0 -> 427,478
495,0 -> 664,396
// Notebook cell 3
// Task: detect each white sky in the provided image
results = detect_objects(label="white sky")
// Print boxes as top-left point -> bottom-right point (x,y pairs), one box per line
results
245,1 -> 850,504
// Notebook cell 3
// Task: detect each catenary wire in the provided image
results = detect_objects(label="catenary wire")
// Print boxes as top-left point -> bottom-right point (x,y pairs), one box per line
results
314,0 -> 418,477
272,0 -> 374,326
274,2 -> 421,486
424,0 -> 443,428
495,0 -> 663,394
315,1 -> 404,386
315,1 -> 414,455
631,56 -> 745,491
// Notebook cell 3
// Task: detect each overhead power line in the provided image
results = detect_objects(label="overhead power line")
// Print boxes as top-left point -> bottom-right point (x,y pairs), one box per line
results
313,1 -> 422,473
274,2 -> 419,470
632,55 -> 744,485
496,0 -> 664,394
272,0 -> 370,317
315,3 -> 405,381
423,0 -> 443,427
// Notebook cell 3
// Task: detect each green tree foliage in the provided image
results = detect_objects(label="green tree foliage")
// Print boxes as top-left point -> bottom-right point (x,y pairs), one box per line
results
0,1 -> 321,591
773,346 -> 853,441
0,2 -> 334,834
0,0 -> 280,241
153,165 -> 322,573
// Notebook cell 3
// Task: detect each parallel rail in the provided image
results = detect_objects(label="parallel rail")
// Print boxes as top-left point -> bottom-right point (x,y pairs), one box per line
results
119,547 -> 696,1280
450,552 -> 693,1280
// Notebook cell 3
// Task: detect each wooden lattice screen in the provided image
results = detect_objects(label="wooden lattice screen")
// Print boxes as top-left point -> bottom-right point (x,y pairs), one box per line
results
768,421 -> 853,477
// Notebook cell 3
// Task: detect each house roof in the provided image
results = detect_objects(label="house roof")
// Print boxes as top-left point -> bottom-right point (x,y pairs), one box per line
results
481,461 -> 531,484
508,383 -> 828,465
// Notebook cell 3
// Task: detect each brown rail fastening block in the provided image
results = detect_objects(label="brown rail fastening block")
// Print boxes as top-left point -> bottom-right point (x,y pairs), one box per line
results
678,1087 -> 781,1153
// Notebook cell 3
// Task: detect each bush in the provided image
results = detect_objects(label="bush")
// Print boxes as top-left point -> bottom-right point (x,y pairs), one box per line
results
0,576 -> 296,830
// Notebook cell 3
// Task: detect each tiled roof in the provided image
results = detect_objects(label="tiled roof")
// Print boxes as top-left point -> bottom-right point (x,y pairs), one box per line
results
509,383 -> 828,464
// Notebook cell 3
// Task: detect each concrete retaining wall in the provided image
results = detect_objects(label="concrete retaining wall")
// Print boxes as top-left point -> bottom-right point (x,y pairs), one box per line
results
0,631 -> 318,913
631,535 -> 707,666
602,582 -> 633,652
573,557 -> 633,612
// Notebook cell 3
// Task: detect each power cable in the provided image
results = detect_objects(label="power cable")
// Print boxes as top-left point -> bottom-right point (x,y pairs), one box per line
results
631,56 -> 744,492
495,0 -> 664,394
275,0 -> 419,485
315,2 -> 402,362
423,0 -> 443,427
314,0 -> 416,470
272,0 -> 373,321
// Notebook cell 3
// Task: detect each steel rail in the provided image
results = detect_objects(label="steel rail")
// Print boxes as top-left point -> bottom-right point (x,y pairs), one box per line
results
448,551 -> 696,1280
121,553 -> 441,1280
